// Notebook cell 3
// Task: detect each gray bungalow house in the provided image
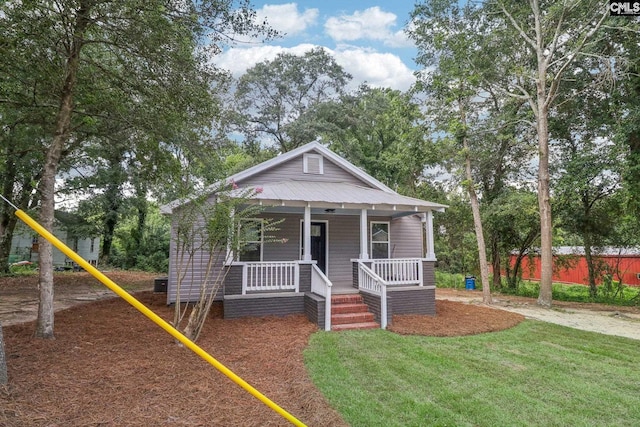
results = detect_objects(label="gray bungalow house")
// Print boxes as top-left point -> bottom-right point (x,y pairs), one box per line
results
162,141 -> 446,331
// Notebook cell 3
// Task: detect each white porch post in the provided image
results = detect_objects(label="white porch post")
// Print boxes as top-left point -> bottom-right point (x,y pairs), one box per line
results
359,208 -> 369,260
303,204 -> 312,261
424,211 -> 436,260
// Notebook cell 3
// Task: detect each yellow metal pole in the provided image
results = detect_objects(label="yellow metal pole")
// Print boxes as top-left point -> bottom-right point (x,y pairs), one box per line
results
14,209 -> 307,427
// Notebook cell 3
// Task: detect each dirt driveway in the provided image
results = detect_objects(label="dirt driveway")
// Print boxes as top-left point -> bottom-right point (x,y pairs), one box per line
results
437,288 -> 640,341
0,271 -> 156,327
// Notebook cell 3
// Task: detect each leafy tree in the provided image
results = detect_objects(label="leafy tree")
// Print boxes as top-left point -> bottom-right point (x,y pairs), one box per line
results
172,185 -> 281,342
409,1 -> 494,303
433,192 -> 477,276
484,189 -> 540,289
481,0 -> 617,307
554,139 -> 621,297
112,203 -> 170,272
307,86 -> 437,196
0,0 -> 274,338
231,47 -> 351,152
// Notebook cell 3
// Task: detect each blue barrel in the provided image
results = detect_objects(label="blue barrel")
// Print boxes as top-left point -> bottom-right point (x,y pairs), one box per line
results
465,276 -> 476,290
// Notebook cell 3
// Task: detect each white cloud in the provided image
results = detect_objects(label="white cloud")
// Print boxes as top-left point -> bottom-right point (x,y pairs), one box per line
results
214,44 -> 415,92
213,44 -> 318,78
324,7 -> 414,48
256,3 -> 318,37
333,48 -> 416,91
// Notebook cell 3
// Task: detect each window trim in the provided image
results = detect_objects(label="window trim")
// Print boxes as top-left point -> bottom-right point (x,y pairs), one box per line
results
370,221 -> 390,259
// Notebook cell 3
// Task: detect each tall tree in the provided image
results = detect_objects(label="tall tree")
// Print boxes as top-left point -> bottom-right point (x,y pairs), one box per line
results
409,1 -> 494,303
1,0 -> 274,338
483,0 -> 613,306
231,47 -> 351,152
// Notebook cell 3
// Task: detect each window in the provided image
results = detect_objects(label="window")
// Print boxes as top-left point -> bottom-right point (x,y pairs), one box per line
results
237,219 -> 263,261
303,153 -> 324,174
370,222 -> 390,259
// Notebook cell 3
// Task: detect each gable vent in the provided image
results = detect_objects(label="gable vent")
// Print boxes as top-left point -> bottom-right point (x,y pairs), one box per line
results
303,153 -> 323,175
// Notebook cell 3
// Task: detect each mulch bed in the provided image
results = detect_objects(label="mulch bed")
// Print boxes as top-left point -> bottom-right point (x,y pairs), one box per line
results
0,289 -> 524,426
389,300 -> 524,337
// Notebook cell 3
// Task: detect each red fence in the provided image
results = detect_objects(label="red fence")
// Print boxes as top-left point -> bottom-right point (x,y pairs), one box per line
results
512,254 -> 640,287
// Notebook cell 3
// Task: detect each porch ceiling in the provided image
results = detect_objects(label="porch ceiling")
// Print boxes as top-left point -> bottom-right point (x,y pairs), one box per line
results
235,181 -> 447,214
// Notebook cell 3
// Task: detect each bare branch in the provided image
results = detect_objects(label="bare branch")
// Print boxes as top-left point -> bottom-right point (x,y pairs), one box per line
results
497,0 -> 537,50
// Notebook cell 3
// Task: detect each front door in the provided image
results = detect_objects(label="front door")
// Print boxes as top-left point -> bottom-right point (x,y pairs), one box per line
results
301,222 -> 327,273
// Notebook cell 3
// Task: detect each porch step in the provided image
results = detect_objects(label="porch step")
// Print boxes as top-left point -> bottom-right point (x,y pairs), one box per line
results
330,294 -> 379,331
331,294 -> 364,305
331,312 -> 376,325
331,303 -> 370,315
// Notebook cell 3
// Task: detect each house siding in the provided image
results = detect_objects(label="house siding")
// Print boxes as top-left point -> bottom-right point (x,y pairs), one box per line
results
390,215 -> 424,258
236,150 -> 371,188
167,213 -> 226,304
261,213 -> 300,261
10,224 -> 99,267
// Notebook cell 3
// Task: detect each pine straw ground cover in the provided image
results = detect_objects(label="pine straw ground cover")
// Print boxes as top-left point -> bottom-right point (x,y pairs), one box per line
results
0,275 -> 524,426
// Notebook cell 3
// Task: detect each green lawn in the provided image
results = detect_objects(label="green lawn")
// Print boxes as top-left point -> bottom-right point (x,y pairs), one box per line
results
304,321 -> 640,427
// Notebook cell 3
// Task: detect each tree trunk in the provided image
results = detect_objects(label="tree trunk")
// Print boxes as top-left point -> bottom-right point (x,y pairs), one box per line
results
0,323 -> 6,385
459,99 -> 492,304
100,181 -> 121,265
491,236 -> 501,289
535,27 -> 553,307
128,180 -> 148,268
536,110 -> 553,308
0,143 -> 19,274
583,237 -> 598,298
35,1 -> 91,339
0,214 -> 18,273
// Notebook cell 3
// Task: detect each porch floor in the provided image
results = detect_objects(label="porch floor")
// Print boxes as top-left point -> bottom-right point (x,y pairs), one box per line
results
331,282 -> 358,295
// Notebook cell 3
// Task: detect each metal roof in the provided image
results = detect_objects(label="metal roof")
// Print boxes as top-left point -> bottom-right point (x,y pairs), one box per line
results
233,181 -> 447,212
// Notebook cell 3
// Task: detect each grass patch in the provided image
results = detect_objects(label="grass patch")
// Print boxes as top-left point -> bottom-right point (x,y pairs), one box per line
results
435,271 -> 472,290
436,271 -> 640,306
504,280 -> 640,306
305,322 -> 640,426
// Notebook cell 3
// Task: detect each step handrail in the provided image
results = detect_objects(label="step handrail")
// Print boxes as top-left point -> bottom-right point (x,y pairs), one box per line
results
311,263 -> 332,331
358,262 -> 388,329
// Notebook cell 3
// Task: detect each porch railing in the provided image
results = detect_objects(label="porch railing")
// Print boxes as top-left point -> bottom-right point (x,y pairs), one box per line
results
371,258 -> 423,286
358,262 -> 388,329
311,264 -> 333,331
242,261 -> 299,294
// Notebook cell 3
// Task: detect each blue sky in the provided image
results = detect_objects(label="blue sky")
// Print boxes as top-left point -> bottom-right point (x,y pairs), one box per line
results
214,1 -> 420,91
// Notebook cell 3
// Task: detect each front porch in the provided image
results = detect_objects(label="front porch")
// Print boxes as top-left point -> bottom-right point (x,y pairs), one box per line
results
222,257 -> 436,331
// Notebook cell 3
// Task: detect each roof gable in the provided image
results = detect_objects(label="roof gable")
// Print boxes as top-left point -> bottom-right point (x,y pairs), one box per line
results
227,141 -> 394,193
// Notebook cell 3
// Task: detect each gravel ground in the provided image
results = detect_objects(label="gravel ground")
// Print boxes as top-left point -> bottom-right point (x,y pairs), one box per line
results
437,288 -> 640,341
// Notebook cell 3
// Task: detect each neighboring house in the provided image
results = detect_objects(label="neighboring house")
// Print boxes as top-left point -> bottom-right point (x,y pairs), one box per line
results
162,141 -> 447,331
9,211 -> 100,268
513,246 -> 640,286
